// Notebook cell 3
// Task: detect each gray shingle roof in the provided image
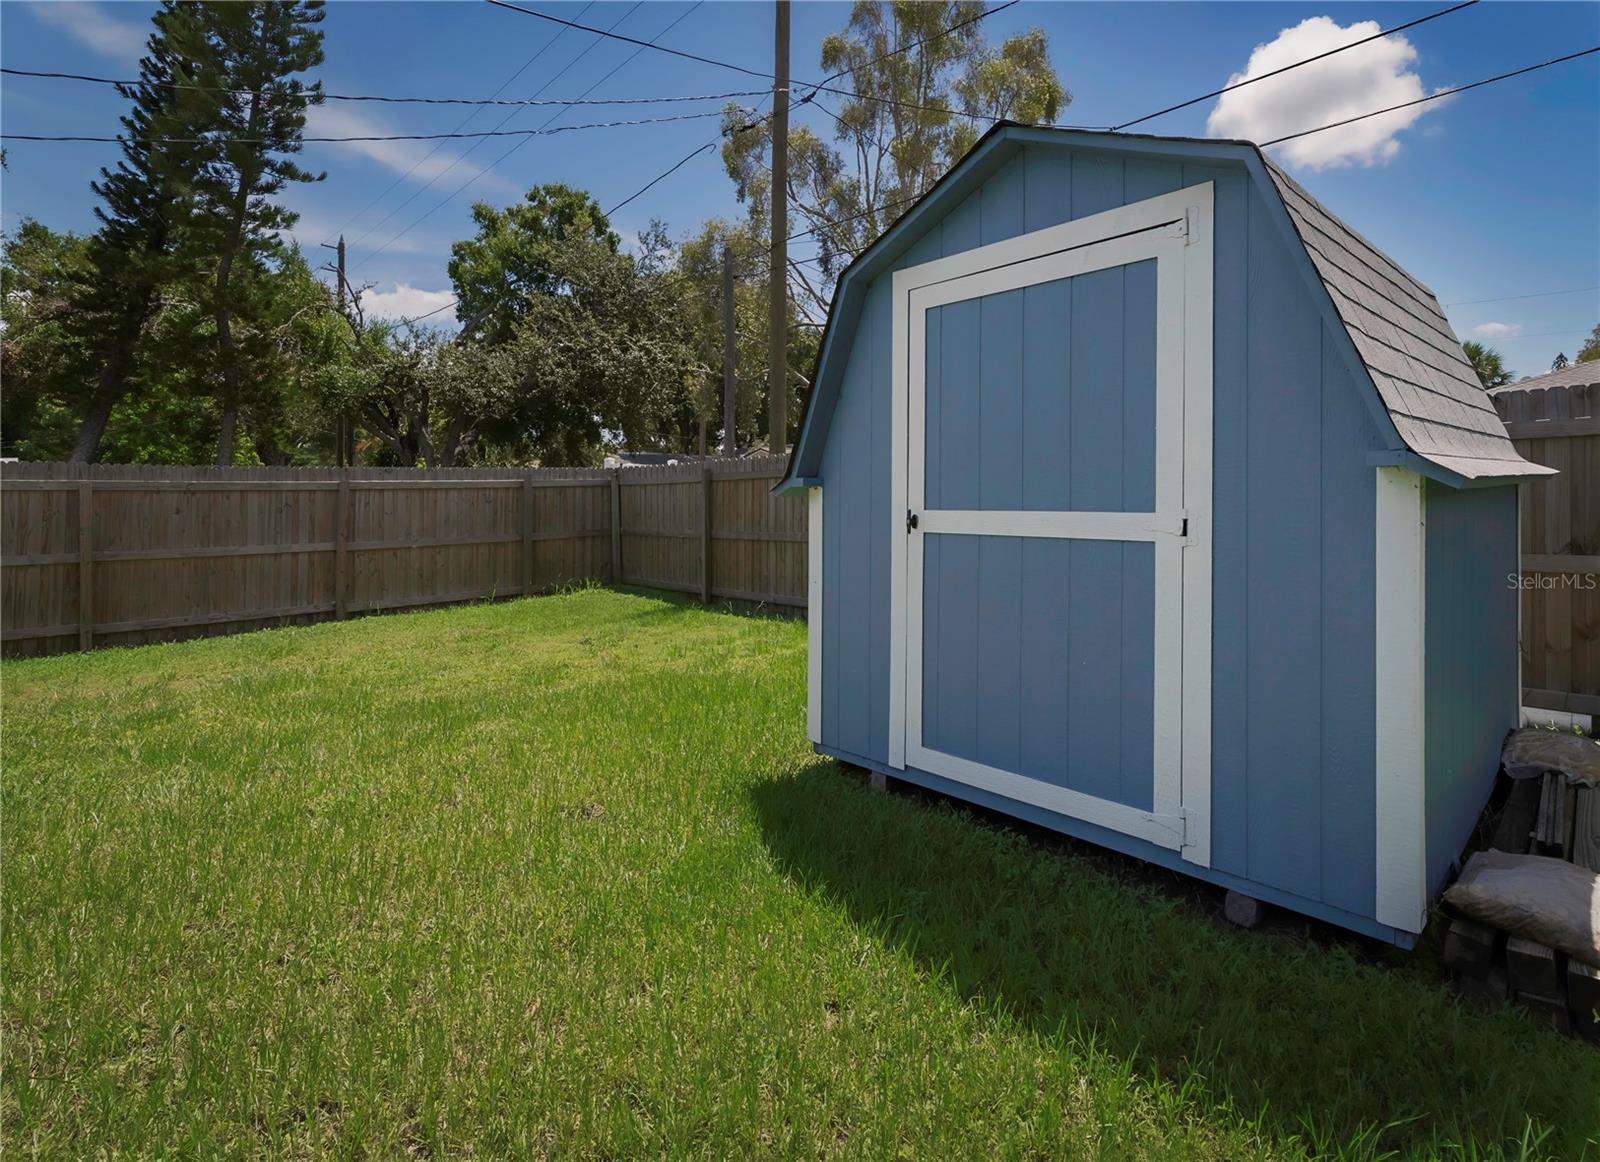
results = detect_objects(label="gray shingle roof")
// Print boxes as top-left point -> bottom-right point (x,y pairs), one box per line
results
1266,162 -> 1551,481
1489,359 -> 1600,394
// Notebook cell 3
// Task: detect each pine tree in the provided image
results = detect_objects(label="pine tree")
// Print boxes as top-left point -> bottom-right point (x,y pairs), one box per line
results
188,0 -> 325,464
65,2 -> 208,463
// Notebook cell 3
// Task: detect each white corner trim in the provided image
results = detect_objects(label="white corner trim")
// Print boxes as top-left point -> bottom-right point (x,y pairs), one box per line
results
807,486 -> 823,745
1374,466 -> 1427,933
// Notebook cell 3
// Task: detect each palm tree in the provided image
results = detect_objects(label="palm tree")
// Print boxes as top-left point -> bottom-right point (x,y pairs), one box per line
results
1462,340 -> 1513,389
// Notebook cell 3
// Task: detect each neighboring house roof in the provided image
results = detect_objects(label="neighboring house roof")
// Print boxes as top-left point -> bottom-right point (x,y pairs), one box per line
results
780,123 -> 1549,492
1489,359 -> 1600,394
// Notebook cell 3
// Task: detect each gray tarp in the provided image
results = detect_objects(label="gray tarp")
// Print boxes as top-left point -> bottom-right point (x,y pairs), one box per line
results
1444,850 -> 1600,969
1501,728 -> 1600,786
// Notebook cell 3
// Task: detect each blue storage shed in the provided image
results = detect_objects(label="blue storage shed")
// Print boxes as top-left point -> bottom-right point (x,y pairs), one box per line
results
779,125 -> 1552,945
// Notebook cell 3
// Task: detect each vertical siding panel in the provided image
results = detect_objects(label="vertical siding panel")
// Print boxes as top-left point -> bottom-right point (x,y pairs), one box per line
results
979,153 -> 1026,246
1070,152 -> 1124,218
979,290 -> 1024,509
939,300 -> 982,509
1121,259 -> 1158,512
1066,541 -> 1123,803
1319,328 -> 1379,915
1018,539 -> 1071,781
836,325 -> 873,757
1189,165 -> 1250,879
1119,541 -> 1156,811
925,305 -> 944,509
1123,157 -> 1182,204
976,535 -> 1024,774
1023,145 -> 1072,232
1244,186 -> 1323,900
1022,278 -> 1071,510
1070,267 -> 1124,511
868,277 -> 893,763
941,189 -> 982,257
1425,483 -> 1520,893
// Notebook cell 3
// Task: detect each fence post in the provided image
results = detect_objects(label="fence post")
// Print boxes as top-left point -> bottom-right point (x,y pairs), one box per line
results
521,473 -> 535,596
610,469 -> 623,583
334,471 -> 350,619
701,461 -> 713,603
77,478 -> 93,650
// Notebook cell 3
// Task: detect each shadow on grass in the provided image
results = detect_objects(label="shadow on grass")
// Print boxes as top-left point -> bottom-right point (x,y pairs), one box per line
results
750,761 -> 1600,1158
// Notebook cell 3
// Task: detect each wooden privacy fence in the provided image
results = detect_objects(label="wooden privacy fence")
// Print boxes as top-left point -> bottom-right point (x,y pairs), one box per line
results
0,456 -> 804,656
1492,381 -> 1600,716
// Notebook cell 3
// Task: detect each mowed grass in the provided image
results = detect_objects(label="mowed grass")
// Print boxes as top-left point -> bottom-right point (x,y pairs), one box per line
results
2,588 -> 1596,1159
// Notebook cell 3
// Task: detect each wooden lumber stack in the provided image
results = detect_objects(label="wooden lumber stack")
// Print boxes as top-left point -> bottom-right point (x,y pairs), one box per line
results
1444,774 -> 1600,1039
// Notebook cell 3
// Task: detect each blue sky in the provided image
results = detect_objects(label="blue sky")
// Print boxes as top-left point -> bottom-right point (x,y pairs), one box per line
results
2,1 -> 1596,377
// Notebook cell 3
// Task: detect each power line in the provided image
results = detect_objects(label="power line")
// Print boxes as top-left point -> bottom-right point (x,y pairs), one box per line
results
485,0 -> 770,79
0,66 -> 765,109
1,109 -> 727,145
357,0 -> 651,257
1445,285 -> 1600,307
595,2 -> 1026,239
1260,45 -> 1600,147
328,3 -> 590,246
1112,0 -> 1481,132
485,0 -> 1047,129
606,142 -> 715,216
366,1 -> 701,262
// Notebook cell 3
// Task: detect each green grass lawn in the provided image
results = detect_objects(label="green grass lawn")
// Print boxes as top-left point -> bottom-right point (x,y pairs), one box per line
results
3,587 -> 1596,1159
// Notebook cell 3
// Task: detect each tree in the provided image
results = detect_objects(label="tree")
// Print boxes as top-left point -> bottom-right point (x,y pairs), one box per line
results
1,221 -> 92,459
675,218 -> 818,453
446,188 -> 704,463
62,1 -> 210,462
187,0 -> 326,464
722,1 -> 1067,283
1575,324 -> 1600,364
447,183 -> 617,343
1462,340 -> 1513,389
1551,353 -> 1570,371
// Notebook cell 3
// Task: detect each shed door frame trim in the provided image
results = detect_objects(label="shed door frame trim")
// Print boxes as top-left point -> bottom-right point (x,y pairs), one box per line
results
887,181 -> 1214,867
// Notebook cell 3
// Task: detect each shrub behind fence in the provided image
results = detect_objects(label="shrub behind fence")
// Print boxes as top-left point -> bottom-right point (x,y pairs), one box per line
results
0,456 -> 803,656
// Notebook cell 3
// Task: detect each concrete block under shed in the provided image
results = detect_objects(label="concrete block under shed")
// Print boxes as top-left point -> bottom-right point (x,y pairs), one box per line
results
1569,960 -> 1600,1042
1506,937 -> 1568,1029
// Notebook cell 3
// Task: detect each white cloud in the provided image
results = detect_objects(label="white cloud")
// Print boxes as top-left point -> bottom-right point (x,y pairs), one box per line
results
1472,321 -> 1523,340
1206,16 -> 1438,169
26,1 -> 147,63
362,283 -> 456,324
303,104 -> 516,195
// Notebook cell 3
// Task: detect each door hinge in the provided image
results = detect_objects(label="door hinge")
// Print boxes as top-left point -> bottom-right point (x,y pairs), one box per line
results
1179,808 -> 1202,850
906,509 -> 919,533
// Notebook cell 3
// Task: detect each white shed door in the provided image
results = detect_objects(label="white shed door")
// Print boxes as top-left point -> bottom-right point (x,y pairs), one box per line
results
888,184 -> 1215,866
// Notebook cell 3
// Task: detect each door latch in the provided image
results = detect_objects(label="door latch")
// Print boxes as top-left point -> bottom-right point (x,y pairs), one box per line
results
906,509 -> 919,533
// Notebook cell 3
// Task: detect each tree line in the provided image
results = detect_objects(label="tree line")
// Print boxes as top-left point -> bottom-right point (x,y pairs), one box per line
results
2,1 -> 1067,467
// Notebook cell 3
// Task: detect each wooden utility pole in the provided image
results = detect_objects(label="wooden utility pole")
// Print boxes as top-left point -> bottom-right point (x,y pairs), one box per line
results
323,235 -> 353,467
767,0 -> 790,456
722,246 -> 737,456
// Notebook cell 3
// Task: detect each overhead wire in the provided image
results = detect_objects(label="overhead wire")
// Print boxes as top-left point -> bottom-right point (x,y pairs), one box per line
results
1111,0 -> 1482,131
1259,46 -> 1599,146
354,0 -> 648,256
365,1 -> 708,262
0,66 -> 765,109
1445,286 -> 1600,307
325,0 -> 584,243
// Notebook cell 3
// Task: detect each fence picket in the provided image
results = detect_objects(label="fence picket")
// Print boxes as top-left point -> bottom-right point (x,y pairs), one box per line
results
2,457 -> 802,654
